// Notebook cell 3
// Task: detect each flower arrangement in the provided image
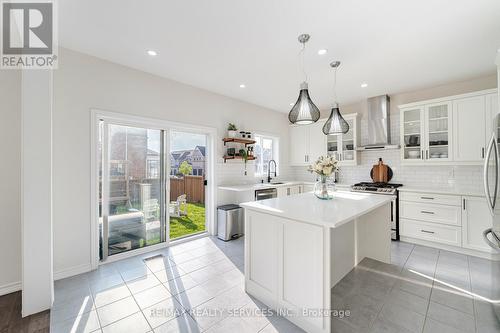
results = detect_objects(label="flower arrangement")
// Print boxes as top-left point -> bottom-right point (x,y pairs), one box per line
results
308,155 -> 339,177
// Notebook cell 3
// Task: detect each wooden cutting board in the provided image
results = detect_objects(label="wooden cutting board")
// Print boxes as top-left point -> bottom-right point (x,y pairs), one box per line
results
371,158 -> 389,183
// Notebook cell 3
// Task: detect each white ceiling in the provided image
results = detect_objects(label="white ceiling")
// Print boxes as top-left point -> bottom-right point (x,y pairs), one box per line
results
59,0 -> 500,113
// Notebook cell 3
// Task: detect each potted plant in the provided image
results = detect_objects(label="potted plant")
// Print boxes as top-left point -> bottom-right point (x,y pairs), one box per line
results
308,155 -> 339,200
239,149 -> 249,175
227,123 -> 237,138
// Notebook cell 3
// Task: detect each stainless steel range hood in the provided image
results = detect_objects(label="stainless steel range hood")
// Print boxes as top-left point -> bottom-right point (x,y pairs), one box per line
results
357,95 -> 400,151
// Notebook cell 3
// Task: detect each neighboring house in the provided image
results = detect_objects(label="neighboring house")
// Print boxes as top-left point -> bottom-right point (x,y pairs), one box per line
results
170,145 -> 206,176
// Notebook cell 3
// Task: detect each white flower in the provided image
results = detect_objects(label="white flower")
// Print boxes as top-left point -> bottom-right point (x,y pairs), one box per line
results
307,155 -> 339,176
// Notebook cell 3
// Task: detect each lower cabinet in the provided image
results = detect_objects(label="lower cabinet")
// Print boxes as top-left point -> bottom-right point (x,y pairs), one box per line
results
400,191 -> 493,255
245,210 -> 326,332
400,219 -> 461,246
277,185 -> 302,197
462,196 -> 494,252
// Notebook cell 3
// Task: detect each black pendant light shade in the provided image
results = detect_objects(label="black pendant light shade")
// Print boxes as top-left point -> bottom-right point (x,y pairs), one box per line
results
322,104 -> 349,135
288,82 -> 321,125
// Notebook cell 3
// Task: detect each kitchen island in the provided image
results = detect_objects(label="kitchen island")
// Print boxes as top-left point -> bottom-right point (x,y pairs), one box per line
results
240,191 -> 393,333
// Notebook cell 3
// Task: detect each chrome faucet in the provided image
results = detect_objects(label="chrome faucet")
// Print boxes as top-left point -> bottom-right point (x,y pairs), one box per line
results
267,159 -> 277,183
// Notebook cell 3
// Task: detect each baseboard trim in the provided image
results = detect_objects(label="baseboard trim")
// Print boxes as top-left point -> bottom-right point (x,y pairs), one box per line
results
54,263 -> 92,281
400,236 -> 500,261
0,281 -> 22,296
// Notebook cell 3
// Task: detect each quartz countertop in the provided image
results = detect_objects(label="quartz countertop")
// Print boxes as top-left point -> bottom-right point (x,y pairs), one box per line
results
240,191 -> 393,228
218,181 -> 351,192
398,185 -> 485,197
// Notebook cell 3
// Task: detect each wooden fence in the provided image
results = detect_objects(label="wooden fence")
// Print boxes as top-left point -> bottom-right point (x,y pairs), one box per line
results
170,175 -> 205,203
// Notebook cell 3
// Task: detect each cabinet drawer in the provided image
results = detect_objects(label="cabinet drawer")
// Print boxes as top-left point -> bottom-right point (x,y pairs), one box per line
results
400,202 -> 461,226
400,192 -> 461,206
400,219 -> 461,246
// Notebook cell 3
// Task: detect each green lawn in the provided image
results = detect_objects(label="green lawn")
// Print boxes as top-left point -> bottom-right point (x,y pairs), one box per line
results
170,203 -> 206,239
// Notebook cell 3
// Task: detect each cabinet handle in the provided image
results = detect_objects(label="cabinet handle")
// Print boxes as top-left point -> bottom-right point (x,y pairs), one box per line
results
421,150 -> 424,160
420,196 -> 434,200
287,188 -> 290,196
482,147 -> 485,159
463,198 -> 466,210
421,229 -> 435,234
426,150 -> 429,159
420,210 -> 435,214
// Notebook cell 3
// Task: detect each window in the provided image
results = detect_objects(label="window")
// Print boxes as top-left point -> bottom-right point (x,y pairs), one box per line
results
254,134 -> 279,177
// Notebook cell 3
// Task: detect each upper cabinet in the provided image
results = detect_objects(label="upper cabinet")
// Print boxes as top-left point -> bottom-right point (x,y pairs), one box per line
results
289,119 -> 327,166
327,113 -> 360,166
400,89 -> 498,165
289,114 -> 359,166
453,96 -> 486,162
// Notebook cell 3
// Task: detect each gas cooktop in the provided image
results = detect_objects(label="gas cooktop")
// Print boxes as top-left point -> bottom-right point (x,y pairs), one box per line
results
351,182 -> 403,195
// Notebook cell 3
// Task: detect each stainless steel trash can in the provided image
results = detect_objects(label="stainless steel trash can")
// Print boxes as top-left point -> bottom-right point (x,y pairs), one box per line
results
217,204 -> 244,241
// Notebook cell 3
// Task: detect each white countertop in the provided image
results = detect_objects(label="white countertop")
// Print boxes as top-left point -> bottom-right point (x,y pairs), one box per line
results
240,191 -> 393,228
217,181 -> 308,192
398,185 -> 485,197
218,181 -> 351,192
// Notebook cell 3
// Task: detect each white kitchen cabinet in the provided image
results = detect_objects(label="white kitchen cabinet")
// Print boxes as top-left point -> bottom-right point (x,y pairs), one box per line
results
289,120 -> 326,166
289,125 -> 310,165
277,185 -> 302,197
486,93 -> 499,144
399,88 -> 497,165
400,102 -> 452,163
425,102 -> 453,162
326,113 -> 359,166
462,196 -> 493,253
401,106 -> 425,163
453,96 -> 487,162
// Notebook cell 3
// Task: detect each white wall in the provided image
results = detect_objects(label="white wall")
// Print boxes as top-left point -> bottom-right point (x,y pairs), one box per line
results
293,74 -> 498,189
21,70 -> 54,316
52,48 -> 291,275
0,71 -> 22,295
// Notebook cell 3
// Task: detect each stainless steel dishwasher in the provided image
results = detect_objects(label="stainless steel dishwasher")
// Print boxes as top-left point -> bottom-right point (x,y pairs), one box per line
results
255,187 -> 278,200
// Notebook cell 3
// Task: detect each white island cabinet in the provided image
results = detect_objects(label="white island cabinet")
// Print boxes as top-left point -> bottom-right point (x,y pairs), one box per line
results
240,191 -> 393,333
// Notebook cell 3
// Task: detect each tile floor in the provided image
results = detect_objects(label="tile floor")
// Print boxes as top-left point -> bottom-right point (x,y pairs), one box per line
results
51,237 -> 500,333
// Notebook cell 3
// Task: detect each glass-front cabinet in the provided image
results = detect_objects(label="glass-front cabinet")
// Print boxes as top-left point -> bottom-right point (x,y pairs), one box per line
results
401,102 -> 452,163
326,113 -> 359,166
401,107 -> 424,162
426,102 -> 452,162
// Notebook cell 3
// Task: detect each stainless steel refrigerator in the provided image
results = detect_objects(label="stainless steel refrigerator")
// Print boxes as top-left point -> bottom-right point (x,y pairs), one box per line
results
483,113 -> 500,251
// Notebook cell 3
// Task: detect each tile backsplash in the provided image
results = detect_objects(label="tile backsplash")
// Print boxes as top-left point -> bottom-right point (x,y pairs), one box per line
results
293,112 -> 484,192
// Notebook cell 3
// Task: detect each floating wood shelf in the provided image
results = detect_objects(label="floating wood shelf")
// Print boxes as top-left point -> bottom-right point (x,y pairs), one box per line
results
223,155 -> 256,163
222,137 -> 256,146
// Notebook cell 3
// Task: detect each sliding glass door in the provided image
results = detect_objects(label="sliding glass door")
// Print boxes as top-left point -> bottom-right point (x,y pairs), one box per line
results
97,118 -> 211,262
169,131 -> 207,240
99,122 -> 166,260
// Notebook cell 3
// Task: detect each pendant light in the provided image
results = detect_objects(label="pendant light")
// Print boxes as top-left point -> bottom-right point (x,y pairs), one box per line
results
288,34 -> 320,125
323,61 -> 349,135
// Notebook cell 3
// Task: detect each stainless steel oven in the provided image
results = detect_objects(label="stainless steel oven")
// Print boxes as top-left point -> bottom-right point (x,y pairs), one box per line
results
255,188 -> 277,201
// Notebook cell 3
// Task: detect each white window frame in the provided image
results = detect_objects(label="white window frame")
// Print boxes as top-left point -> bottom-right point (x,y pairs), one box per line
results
253,133 -> 280,178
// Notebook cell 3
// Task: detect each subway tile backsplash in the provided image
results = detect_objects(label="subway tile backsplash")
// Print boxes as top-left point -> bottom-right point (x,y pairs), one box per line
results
292,112 -> 484,192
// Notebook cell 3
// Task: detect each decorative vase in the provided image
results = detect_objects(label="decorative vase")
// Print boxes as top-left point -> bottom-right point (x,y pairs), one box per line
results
314,175 -> 335,200
228,130 -> 237,138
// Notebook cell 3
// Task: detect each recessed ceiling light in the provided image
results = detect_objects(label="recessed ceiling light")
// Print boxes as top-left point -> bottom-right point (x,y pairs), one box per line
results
147,50 -> 158,56
361,83 -> 368,88
318,49 -> 328,55
239,84 -> 246,88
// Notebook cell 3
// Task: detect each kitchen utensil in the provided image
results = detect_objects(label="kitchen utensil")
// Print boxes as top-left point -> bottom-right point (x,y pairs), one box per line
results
370,158 -> 392,183
408,135 -> 419,145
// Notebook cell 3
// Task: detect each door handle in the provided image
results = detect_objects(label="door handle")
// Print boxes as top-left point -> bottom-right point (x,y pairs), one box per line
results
484,133 -> 499,215
421,229 -> 435,234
